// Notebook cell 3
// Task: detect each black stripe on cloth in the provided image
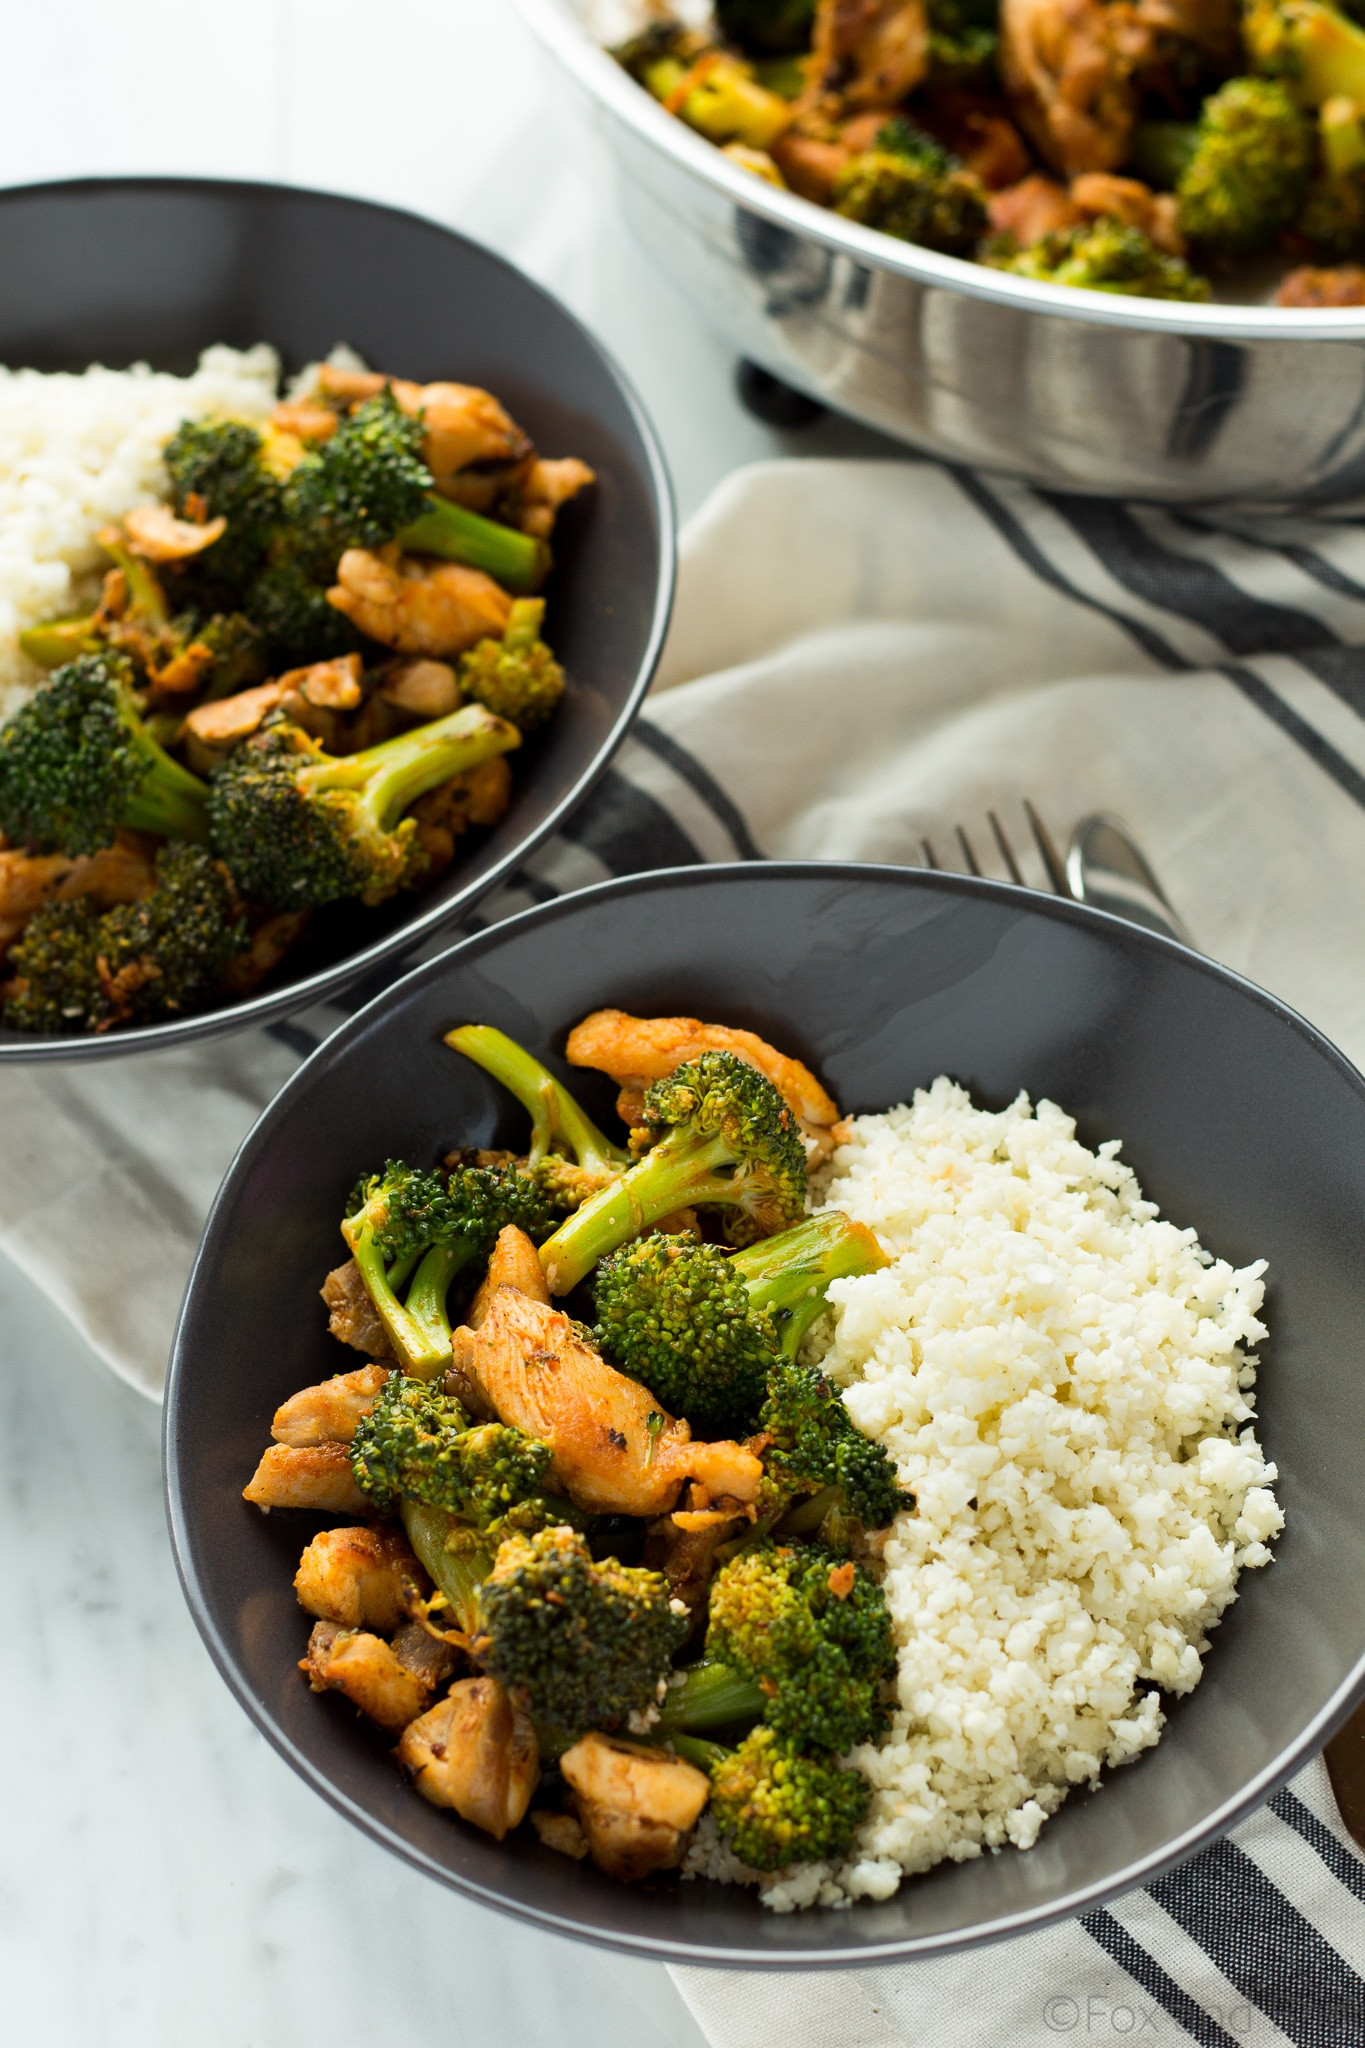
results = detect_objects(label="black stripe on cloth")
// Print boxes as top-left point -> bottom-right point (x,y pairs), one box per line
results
1273,1787 -> 1365,1906
1173,513 -> 1365,609
949,470 -> 1187,671
1219,662 -> 1365,809
1149,1835 -> 1365,2048
558,764 -> 703,873
631,718 -> 765,860
1296,643 -> 1365,719
1045,497 -> 1339,657
1081,1908 -> 1242,2048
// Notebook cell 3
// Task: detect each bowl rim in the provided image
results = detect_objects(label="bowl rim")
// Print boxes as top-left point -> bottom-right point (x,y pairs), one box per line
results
0,172 -> 676,1064
164,858 -> 1365,1968
515,0 -> 1365,344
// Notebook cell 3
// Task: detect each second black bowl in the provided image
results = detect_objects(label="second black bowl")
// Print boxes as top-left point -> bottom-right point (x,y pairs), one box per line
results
166,862 -> 1365,1967
0,177 -> 672,1061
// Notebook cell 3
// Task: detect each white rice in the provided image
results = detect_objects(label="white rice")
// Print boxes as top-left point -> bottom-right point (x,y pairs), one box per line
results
0,343 -> 281,723
688,1077 -> 1282,1911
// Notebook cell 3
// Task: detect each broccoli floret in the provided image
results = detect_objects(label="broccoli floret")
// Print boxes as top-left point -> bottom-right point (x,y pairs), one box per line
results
1173,77 -> 1315,251
242,552 -> 368,669
282,390 -> 431,576
616,23 -> 793,149
987,217 -> 1212,300
926,0 -> 999,81
475,1525 -> 689,1737
206,702 -> 519,911
760,1353 -> 909,1533
1245,0 -> 1365,104
444,1024 -> 630,1178
0,654 -> 209,854
833,120 -> 987,255
715,0 -> 816,54
537,1051 -> 807,1295
1296,167 -> 1365,250
2,841 -> 245,1033
162,416 -> 284,597
342,1156 -> 560,1375
458,599 -> 565,733
591,1213 -> 886,1434
351,1371 -> 554,1518
706,1726 -> 869,1870
706,1541 -> 894,1755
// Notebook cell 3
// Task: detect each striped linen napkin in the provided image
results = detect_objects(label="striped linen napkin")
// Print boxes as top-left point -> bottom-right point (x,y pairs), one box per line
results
4,456 -> 1365,2039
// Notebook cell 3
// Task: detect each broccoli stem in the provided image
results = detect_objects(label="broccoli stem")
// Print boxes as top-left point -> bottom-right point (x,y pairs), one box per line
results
302,703 -> 520,827
732,1214 -> 887,1359
669,1732 -> 729,1772
404,1237 -> 480,1356
348,1224 -> 452,1378
444,1024 -> 629,1173
400,1498 -> 492,1635
773,1483 -> 843,1537
538,1126 -> 750,1295
396,496 -> 550,595
116,695 -> 211,842
657,1660 -> 768,1735
18,615 -> 102,668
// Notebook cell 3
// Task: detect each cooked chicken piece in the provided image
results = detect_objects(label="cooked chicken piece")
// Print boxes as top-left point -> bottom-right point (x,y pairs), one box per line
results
517,457 -> 596,542
1278,264 -> 1365,307
644,1503 -> 745,1632
391,1620 -> 460,1690
379,658 -> 460,719
999,0 -> 1138,175
316,365 -> 391,403
123,502 -> 227,561
0,831 -> 158,953
398,1677 -> 540,1838
301,1621 -> 432,1731
531,1810 -> 590,1859
1124,0 -> 1238,74
181,679 -> 291,754
771,130 -> 853,201
272,1360 -> 390,1445
808,0 -> 930,111
987,171 -> 1084,243
294,1523 -> 418,1631
560,1733 -> 710,1881
466,1225 -> 552,1328
328,549 -> 513,658
269,399 -> 339,441
565,1008 -> 840,1156
277,653 -> 364,711
409,756 -> 513,876
321,1261 -> 396,1360
453,1289 -> 763,1517
394,382 -> 533,496
242,1442 -> 369,1514
1070,171 -> 1183,253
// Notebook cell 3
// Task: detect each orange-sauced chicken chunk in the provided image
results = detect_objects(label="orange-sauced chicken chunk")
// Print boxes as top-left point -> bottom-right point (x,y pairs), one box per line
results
271,1361 -> 390,1446
565,1007 -> 840,1154
399,1677 -> 539,1839
0,831 -> 158,953
300,1620 -> 432,1731
999,0 -> 1138,175
242,1442 -> 369,1514
451,1285 -> 762,1517
321,1261 -> 396,1360
808,0 -> 930,110
293,1524 -> 418,1632
560,1733 -> 711,1880
327,548 -> 513,658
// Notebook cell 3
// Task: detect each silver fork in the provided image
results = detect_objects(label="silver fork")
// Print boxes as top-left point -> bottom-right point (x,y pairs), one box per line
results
917,801 -> 1193,948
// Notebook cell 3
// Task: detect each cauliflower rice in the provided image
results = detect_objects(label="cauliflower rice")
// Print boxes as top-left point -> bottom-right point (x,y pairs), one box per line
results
0,344 -> 280,722
688,1077 -> 1282,1911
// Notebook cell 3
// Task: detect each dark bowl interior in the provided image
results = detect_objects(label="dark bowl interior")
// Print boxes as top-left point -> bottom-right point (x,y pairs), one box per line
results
0,177 -> 672,1061
165,864 -> 1365,1966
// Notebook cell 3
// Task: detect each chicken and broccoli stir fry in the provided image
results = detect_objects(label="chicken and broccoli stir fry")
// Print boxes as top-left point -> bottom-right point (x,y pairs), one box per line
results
243,1009 -> 914,1885
0,365 -> 594,1034
614,0 -> 1365,303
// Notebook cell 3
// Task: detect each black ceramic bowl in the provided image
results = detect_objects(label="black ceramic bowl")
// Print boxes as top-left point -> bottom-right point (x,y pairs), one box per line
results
166,864 -> 1365,1967
0,177 -> 672,1063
